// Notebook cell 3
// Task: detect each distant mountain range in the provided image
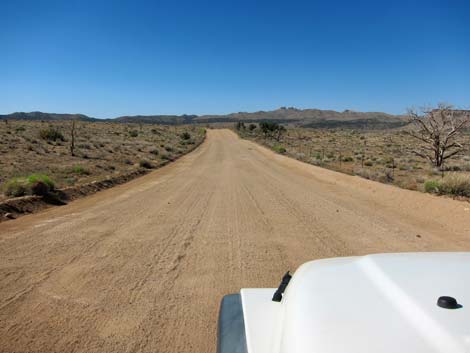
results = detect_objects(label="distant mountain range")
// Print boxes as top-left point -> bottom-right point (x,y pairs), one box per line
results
0,111 -> 97,122
0,108 -> 409,129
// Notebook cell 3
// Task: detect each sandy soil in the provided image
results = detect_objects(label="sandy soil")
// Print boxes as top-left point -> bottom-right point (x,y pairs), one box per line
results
0,129 -> 469,353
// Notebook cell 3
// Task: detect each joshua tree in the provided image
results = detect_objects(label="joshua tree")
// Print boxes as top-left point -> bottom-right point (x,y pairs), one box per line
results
406,104 -> 469,168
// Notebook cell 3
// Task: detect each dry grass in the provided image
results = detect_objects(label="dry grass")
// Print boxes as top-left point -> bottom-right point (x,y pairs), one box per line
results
425,173 -> 470,197
239,126 -> 470,194
0,120 -> 205,200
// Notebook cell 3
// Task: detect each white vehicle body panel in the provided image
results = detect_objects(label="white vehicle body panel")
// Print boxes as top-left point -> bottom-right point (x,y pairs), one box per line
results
240,252 -> 470,353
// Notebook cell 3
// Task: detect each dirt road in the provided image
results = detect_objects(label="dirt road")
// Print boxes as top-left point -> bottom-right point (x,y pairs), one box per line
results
1,129 -> 469,353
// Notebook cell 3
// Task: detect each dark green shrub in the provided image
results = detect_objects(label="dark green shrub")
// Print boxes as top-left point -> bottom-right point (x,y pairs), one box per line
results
424,180 -> 440,193
235,121 -> 246,130
129,130 -> 139,137
39,128 -> 64,141
30,181 -> 49,196
139,160 -> 153,169
259,122 -> 286,140
180,132 -> 191,140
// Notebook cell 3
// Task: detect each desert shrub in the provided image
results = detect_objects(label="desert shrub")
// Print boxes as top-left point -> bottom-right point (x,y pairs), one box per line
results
248,123 -> 257,131
39,128 -> 64,141
398,179 -> 418,191
27,174 -> 55,191
342,156 -> 354,162
424,180 -> 440,193
71,165 -> 90,175
354,168 -> 380,181
235,121 -> 246,130
180,132 -> 191,140
4,174 -> 55,197
139,160 -> 153,169
272,145 -> 287,154
160,153 -> 171,160
364,160 -> 373,166
165,145 -> 174,152
150,148 -> 160,155
4,178 -> 29,197
259,122 -> 285,139
129,130 -> 139,137
15,126 -> 25,132
383,156 -> 394,164
443,165 -> 462,172
438,174 -> 470,197
461,163 -> 470,172
30,181 -> 50,196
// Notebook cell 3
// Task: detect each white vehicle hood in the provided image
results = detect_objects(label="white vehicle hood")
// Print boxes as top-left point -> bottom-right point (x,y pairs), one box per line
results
241,252 -> 470,353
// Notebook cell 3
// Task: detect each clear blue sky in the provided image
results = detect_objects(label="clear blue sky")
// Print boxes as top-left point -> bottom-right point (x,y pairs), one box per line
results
1,0 -> 469,118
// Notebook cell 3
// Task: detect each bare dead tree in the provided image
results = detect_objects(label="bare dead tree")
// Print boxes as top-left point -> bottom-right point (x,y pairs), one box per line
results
406,103 -> 470,168
70,120 -> 76,156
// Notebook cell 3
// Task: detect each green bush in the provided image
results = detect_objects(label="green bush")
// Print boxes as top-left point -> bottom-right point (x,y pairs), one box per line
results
272,145 -> 287,154
129,130 -> 139,137
180,132 -> 191,140
424,180 -> 440,194
342,156 -> 354,162
39,128 -> 64,141
4,174 -> 55,197
27,174 -> 55,191
4,178 -> 29,197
